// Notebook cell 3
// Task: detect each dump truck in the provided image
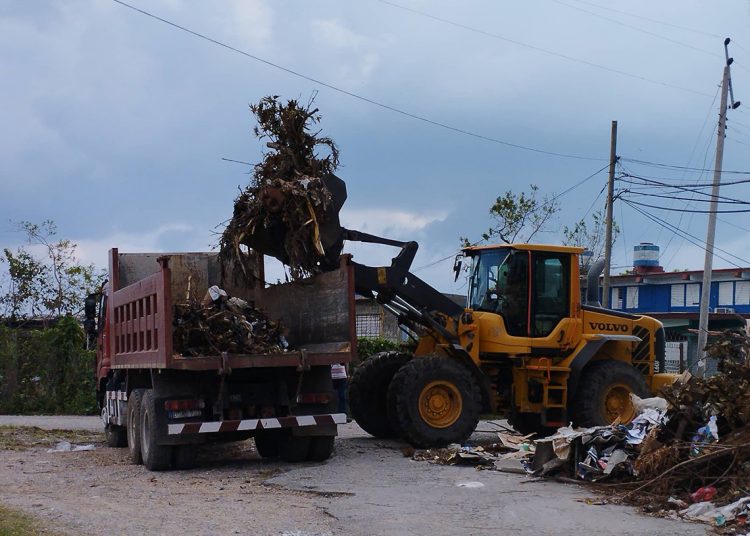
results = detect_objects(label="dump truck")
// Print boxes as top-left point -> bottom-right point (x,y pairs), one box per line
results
86,249 -> 353,470
247,174 -> 678,447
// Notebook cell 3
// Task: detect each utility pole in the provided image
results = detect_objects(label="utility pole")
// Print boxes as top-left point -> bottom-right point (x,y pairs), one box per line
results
602,120 -> 617,308
696,38 -> 741,376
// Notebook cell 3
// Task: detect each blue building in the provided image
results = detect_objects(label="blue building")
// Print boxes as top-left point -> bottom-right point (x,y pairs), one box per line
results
605,243 -> 750,371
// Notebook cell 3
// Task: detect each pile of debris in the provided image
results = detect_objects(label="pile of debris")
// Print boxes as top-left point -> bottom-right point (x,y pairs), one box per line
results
405,429 -> 535,471
220,95 -> 343,280
173,285 -> 289,356
530,329 -> 750,530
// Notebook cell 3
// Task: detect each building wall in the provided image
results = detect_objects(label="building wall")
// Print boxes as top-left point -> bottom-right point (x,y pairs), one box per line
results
608,279 -> 750,315
354,299 -> 401,341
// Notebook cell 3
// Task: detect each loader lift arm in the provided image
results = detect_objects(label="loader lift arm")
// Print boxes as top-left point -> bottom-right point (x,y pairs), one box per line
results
342,228 -> 463,342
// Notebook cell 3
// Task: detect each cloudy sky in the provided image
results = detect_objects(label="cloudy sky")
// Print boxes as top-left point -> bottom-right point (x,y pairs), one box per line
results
1,0 -> 749,293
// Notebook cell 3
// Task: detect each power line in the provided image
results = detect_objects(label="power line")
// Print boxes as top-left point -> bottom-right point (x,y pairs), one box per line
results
561,0 -> 722,39
112,0 -> 604,162
551,164 -> 611,200
620,158 -> 750,175
374,0 -> 714,98
624,199 -> 750,214
624,200 -> 750,267
619,173 -> 750,189
551,0 -> 721,60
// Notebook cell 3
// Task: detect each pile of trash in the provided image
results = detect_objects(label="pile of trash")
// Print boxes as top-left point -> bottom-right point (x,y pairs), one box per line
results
220,95 -> 342,280
405,430 -> 535,471
529,329 -> 750,530
173,285 -> 289,356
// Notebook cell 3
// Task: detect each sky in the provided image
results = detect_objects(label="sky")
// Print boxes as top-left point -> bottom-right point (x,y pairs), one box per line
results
1,0 -> 749,295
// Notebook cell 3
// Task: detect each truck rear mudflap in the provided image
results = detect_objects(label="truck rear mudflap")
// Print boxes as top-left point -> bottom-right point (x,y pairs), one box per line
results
167,413 -> 347,436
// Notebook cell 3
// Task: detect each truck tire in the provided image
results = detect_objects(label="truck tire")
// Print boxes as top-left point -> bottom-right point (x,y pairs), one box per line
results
254,432 -> 281,458
570,360 -> 650,428
279,435 -> 311,463
139,389 -> 172,471
308,436 -> 335,462
349,352 -> 411,438
172,445 -> 197,470
126,389 -> 144,464
387,357 -> 481,448
105,425 -> 127,448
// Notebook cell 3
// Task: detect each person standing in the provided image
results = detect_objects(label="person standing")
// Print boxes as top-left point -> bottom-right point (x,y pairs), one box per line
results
331,363 -> 348,418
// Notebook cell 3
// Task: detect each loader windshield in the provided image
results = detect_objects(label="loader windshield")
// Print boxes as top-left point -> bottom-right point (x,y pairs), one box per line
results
468,248 -> 529,337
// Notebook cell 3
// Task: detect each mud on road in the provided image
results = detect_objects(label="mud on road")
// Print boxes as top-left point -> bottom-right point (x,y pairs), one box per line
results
0,419 -> 709,536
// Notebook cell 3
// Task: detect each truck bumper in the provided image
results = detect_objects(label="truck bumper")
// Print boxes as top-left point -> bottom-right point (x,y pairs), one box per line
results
167,413 -> 347,436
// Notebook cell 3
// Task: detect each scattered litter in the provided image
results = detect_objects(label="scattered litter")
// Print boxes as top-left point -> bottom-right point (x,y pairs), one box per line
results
456,481 -> 485,488
46,441 -> 96,453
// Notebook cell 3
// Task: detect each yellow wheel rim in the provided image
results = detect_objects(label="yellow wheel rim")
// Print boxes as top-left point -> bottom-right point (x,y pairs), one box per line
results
418,381 -> 463,429
603,383 -> 636,423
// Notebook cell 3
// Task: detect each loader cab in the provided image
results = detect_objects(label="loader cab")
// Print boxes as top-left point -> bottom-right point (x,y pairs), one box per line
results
465,244 -> 581,339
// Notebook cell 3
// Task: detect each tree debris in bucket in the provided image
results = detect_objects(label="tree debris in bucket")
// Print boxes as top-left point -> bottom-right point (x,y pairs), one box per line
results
220,95 -> 342,281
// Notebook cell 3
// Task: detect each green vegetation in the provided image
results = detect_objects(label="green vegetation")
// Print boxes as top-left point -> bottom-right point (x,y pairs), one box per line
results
0,317 -> 97,415
356,337 -> 404,363
0,504 -> 66,536
0,426 -> 102,451
0,221 -> 101,415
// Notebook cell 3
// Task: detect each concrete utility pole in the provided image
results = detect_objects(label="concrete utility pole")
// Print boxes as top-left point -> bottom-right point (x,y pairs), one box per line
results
602,120 -> 618,308
696,38 -> 740,375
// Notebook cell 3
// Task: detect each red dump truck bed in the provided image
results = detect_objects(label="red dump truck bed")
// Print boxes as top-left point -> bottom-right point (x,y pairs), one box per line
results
91,249 -> 355,470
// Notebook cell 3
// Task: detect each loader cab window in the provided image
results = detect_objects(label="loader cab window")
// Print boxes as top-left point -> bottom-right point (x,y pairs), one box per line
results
531,253 -> 570,337
468,249 -> 529,337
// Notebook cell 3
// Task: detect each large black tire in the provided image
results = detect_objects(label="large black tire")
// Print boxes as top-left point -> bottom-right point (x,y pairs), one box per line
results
308,436 -> 335,462
254,432 -> 281,459
387,357 -> 481,448
126,389 -> 144,464
105,424 -> 127,448
279,435 -> 311,463
570,360 -> 650,428
349,352 -> 411,438
139,390 -> 172,471
172,445 -> 198,470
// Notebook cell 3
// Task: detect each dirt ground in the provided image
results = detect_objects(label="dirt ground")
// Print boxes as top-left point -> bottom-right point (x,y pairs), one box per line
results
0,417 -> 710,536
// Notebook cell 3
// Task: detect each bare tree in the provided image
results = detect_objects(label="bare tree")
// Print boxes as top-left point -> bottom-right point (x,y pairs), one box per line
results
562,209 -> 619,273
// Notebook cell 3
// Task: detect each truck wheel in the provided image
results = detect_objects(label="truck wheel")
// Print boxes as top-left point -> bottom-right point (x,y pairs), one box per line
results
139,390 -> 172,471
387,357 -> 481,448
126,389 -> 144,464
105,424 -> 127,448
254,432 -> 281,458
279,435 -> 311,463
172,445 -> 197,470
308,436 -> 335,462
571,361 -> 650,428
349,352 -> 411,438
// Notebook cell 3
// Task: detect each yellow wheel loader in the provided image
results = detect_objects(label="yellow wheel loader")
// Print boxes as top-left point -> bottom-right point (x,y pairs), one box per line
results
249,174 -> 678,447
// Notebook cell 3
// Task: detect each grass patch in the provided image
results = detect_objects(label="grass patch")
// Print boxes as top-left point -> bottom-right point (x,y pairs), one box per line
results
0,426 -> 103,451
0,504 -> 65,536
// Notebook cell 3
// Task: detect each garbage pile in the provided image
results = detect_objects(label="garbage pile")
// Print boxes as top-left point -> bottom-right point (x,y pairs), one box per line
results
173,285 -> 289,356
405,430 -> 535,471
530,329 -> 750,530
220,95 -> 341,280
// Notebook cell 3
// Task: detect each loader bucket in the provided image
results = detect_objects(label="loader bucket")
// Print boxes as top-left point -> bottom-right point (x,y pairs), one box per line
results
244,173 -> 348,271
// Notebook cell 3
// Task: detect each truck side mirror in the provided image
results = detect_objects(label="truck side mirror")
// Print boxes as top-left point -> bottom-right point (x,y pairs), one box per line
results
84,294 -> 98,321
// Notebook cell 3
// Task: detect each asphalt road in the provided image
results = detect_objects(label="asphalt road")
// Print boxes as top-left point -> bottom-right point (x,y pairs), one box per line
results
0,415 -> 708,536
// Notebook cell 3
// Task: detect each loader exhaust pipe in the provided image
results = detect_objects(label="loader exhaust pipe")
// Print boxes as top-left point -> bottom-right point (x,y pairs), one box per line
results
586,259 -> 605,307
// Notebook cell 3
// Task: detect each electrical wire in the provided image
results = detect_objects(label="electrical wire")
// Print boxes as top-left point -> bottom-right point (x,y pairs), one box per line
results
561,0 -> 723,38
623,200 -> 750,267
550,0 -> 721,60
374,0 -> 714,98
624,199 -> 750,214
112,0 -> 605,162
620,158 -> 750,175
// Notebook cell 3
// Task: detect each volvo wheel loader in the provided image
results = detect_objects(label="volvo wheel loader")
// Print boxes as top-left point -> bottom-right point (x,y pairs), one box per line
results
250,174 -> 678,447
